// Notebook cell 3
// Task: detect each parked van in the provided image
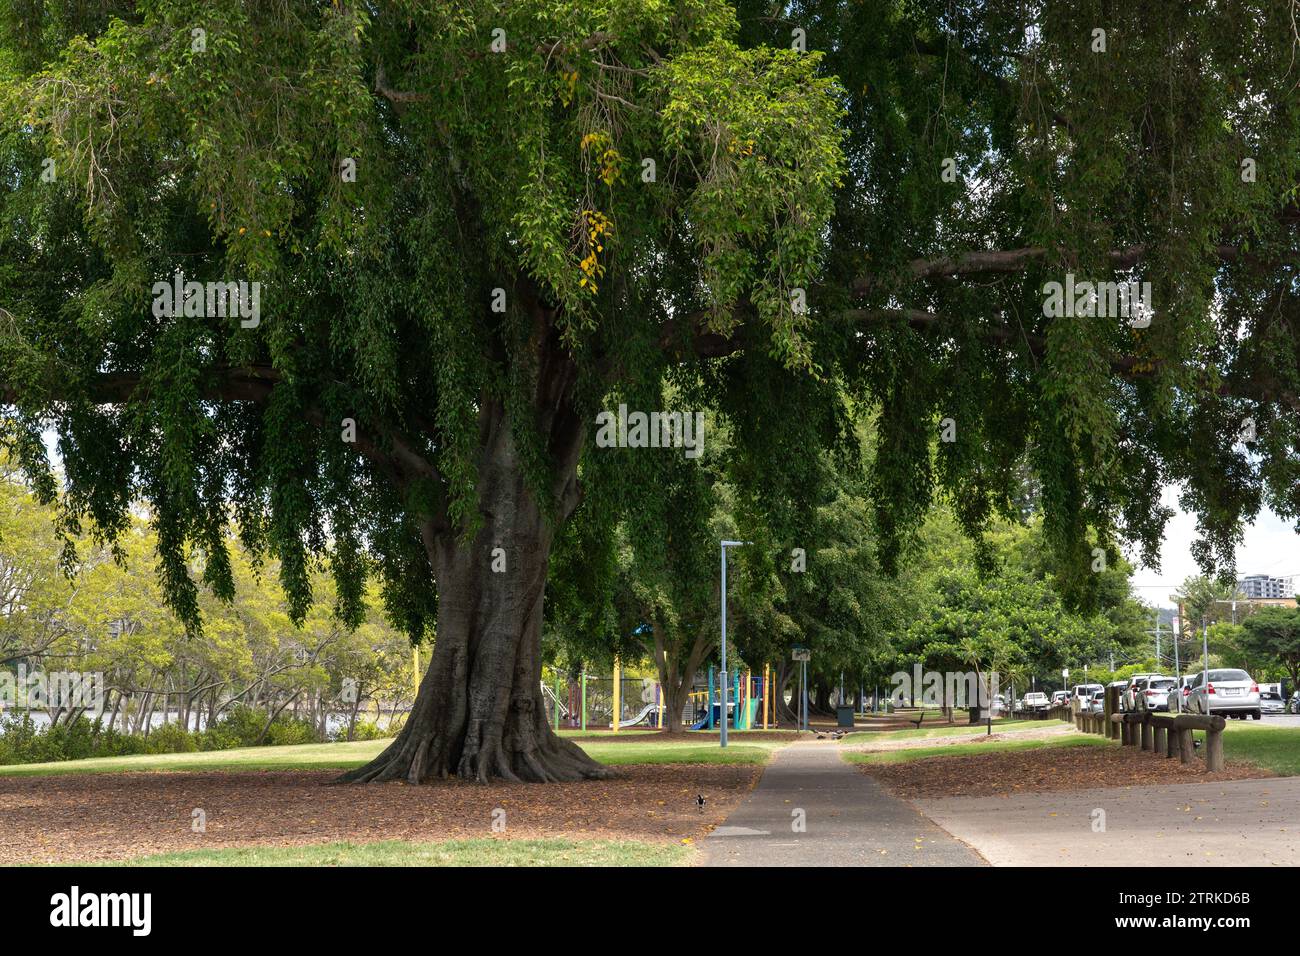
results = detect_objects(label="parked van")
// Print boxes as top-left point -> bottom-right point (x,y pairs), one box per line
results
1071,683 -> 1103,709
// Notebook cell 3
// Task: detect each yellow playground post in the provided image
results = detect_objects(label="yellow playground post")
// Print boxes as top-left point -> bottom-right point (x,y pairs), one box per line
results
412,645 -> 420,701
612,656 -> 621,734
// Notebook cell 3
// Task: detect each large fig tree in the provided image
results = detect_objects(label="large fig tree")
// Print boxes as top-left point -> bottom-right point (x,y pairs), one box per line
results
0,0 -> 844,781
4,0 -> 1299,784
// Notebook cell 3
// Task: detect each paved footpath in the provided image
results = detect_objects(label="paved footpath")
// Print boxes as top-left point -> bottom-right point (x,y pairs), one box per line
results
916,776 -> 1300,867
700,740 -> 985,866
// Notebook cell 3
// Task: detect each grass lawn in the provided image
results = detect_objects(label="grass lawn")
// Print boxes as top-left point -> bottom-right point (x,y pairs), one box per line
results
0,733 -> 779,776
842,734 -> 1110,765
842,718 -> 1055,743
1213,722 -> 1300,776
83,838 -> 691,867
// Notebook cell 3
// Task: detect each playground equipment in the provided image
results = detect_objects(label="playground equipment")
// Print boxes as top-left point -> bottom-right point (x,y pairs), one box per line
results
543,670 -> 669,731
542,661 -> 776,732
688,666 -> 773,731
617,701 -> 660,728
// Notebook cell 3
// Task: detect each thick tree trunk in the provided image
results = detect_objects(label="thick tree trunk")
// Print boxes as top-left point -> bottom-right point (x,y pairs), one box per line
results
652,627 -> 711,735
343,391 -> 606,784
773,663 -> 799,726
812,679 -> 833,717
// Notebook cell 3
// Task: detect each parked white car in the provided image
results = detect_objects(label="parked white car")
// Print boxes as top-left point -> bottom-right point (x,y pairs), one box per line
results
1106,679 -> 1130,712
1023,692 -> 1050,711
1121,674 -> 1160,712
1184,669 -> 1261,720
1087,689 -> 1106,715
1134,676 -> 1177,712
1072,683 -> 1103,710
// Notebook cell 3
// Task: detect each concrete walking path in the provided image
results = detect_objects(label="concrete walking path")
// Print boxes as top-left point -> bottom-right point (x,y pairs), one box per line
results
700,740 -> 985,866
915,776 -> 1300,866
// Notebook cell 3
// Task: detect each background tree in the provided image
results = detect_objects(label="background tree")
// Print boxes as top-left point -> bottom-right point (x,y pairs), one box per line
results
1239,607 -> 1300,688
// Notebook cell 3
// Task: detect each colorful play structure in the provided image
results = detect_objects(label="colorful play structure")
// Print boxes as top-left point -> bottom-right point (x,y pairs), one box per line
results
542,661 -> 777,732
687,666 -> 771,730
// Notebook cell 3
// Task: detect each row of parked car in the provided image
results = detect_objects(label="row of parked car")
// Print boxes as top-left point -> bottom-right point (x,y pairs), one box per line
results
1015,672 -> 1290,720
1072,671 -> 1285,721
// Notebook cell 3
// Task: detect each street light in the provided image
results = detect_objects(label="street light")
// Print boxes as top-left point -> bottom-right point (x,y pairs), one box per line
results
719,540 -> 750,748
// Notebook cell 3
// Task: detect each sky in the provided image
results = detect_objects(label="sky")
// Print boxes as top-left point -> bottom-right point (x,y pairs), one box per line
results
1126,484 -> 1300,609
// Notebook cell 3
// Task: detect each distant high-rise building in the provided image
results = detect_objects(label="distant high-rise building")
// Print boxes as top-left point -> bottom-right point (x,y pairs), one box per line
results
1238,574 -> 1295,600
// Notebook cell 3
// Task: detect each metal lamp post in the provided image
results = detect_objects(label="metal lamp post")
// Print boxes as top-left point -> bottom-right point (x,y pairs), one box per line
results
719,540 -> 750,748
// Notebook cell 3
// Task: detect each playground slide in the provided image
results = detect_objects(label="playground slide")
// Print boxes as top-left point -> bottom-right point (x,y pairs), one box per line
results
615,702 -> 658,729
689,699 -> 759,731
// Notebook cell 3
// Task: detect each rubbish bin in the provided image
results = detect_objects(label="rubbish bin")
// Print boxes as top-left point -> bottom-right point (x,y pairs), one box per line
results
836,705 -> 855,728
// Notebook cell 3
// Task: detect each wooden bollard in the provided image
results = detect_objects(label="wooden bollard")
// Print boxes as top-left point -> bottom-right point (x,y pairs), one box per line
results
1206,728 -> 1225,772
1172,714 -> 1227,769
1140,713 -> 1153,751
1150,715 -> 1176,757
1104,686 -> 1121,740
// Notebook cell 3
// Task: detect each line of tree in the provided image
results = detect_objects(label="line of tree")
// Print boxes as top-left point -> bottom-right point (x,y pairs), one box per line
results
1,455 -> 414,744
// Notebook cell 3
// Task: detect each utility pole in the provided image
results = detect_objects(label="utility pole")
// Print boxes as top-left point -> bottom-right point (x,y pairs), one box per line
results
1202,617 -> 1210,707
1176,602 -> 1185,674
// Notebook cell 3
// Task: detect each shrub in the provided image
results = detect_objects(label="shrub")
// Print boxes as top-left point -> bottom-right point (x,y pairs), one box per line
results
263,719 -> 315,747
0,704 -> 339,765
329,718 -> 394,742
144,721 -> 199,754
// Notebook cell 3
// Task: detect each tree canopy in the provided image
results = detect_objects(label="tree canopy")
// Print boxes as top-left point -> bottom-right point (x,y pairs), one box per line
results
3,0 -> 1298,781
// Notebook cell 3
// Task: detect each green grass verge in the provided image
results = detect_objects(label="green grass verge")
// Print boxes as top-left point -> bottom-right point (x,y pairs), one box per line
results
1215,722 -> 1300,776
81,838 -> 691,867
0,735 -> 777,776
582,742 -> 771,765
842,734 -> 1110,765
841,718 -> 1055,743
